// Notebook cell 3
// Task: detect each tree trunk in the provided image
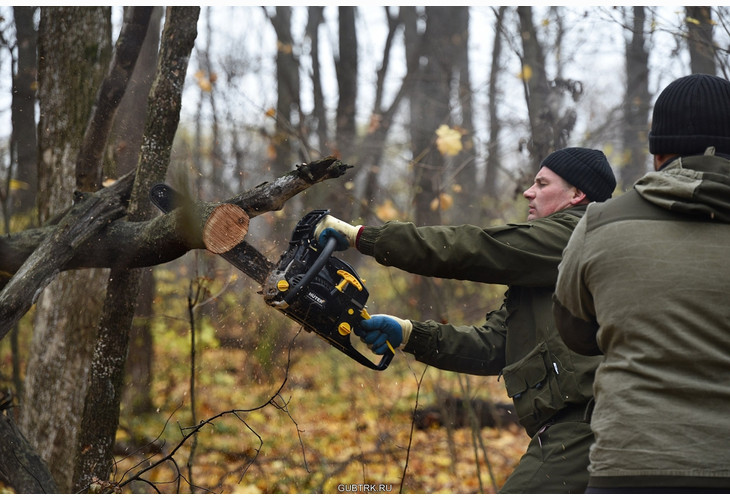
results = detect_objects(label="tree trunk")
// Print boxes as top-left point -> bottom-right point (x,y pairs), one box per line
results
358,6 -> 412,225
622,6 -> 651,188
411,7 -> 451,229
20,7 -> 112,493
407,7 -> 455,321
335,6 -> 358,161
110,6 -> 163,417
484,7 -> 506,205
270,6 -> 301,175
9,6 -> 38,216
73,8 -> 199,492
317,6 -> 358,220
686,6 -> 716,76
306,7 -> 327,154
517,6 -> 553,168
451,7 -> 477,218
0,412 -> 57,493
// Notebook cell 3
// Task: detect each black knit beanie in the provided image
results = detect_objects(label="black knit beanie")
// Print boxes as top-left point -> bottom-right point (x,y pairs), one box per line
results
541,147 -> 616,202
649,73 -> 730,155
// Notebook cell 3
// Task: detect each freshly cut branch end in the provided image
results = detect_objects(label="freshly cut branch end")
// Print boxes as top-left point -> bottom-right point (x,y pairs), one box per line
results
203,203 -> 250,254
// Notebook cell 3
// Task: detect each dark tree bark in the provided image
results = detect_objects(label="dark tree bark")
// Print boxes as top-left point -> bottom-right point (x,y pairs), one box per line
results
21,8 -> 113,493
111,6 -> 163,417
686,6 -> 716,76
406,7 -> 460,322
410,6 -> 453,228
73,7 -> 197,492
485,6 -> 507,203
310,7 -> 359,220
451,7 -> 477,217
269,6 -> 301,174
9,6 -> 38,215
622,6 -> 651,188
0,412 -> 57,493
306,6 -> 327,154
335,6 -> 358,160
516,6 -> 581,184
76,7 -> 154,192
517,6 -> 553,167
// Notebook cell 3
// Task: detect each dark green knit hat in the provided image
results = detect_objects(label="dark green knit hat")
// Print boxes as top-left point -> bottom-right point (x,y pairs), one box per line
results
649,74 -> 730,155
541,147 -> 616,202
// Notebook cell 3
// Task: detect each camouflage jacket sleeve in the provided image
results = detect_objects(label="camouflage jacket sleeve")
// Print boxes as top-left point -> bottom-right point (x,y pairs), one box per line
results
403,302 -> 508,375
356,206 -> 585,287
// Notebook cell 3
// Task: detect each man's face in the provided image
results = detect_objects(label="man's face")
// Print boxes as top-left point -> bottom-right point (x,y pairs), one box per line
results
522,167 -> 578,221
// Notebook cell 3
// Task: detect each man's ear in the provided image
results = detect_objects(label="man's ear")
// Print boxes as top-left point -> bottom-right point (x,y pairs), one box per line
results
570,188 -> 588,206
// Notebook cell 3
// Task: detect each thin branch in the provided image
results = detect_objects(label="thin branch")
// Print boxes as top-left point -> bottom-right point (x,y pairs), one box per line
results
399,363 -> 429,494
109,330 -> 307,493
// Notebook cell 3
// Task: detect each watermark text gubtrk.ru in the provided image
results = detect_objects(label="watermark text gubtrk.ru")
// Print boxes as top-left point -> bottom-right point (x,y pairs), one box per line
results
337,483 -> 393,493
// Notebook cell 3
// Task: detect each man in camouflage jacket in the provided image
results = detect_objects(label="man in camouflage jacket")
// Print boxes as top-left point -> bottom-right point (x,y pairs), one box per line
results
317,147 -> 616,493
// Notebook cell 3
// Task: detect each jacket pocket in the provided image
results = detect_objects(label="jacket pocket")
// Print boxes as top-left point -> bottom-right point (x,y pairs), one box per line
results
502,341 -> 566,435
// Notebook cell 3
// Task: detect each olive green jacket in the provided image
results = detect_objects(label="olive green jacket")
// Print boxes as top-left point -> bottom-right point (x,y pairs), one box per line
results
554,150 -> 730,488
357,206 -> 599,436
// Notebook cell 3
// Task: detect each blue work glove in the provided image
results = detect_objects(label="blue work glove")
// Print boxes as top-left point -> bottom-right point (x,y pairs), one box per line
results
355,314 -> 412,355
314,215 -> 361,251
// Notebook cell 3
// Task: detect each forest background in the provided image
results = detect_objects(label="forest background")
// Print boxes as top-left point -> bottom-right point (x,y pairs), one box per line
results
0,5 -> 727,494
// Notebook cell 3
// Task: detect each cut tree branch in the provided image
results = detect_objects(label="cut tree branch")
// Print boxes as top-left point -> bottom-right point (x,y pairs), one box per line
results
0,156 -> 353,339
0,172 -> 133,340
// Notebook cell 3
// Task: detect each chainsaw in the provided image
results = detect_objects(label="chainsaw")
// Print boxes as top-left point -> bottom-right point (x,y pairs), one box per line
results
150,184 -> 393,371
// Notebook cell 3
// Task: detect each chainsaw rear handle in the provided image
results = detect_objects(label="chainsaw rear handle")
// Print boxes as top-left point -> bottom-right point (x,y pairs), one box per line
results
358,309 -> 395,370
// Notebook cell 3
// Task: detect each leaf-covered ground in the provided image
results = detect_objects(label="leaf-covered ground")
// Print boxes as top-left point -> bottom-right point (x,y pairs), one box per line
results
1,260 -> 530,494
115,296 -> 530,494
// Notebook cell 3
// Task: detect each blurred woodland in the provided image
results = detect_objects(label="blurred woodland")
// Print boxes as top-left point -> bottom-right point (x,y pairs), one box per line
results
0,5 -> 728,493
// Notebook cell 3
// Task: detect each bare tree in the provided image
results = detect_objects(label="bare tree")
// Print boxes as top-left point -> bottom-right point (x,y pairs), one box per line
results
20,8 -> 113,492
268,6 -> 302,173
305,6 -> 327,154
9,6 -> 37,215
110,6 -> 163,415
516,6 -> 581,177
484,7 -> 507,204
335,6 -> 358,161
686,6 -> 716,75
622,6 -> 651,188
73,7 -> 193,492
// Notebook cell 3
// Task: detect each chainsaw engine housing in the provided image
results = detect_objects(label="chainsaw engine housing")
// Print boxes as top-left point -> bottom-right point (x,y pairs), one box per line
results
263,210 -> 392,370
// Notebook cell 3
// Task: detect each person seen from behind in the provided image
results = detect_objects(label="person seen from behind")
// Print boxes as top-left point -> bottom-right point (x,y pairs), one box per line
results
553,73 -> 730,494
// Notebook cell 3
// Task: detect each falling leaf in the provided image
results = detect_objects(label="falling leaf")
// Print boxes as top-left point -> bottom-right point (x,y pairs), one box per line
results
686,16 -> 700,25
430,192 -> 454,212
9,179 -> 30,191
277,40 -> 293,54
375,199 -> 399,221
198,78 -> 212,92
194,69 -> 213,92
435,124 -> 463,157
518,65 -> 533,82
267,143 -> 277,160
